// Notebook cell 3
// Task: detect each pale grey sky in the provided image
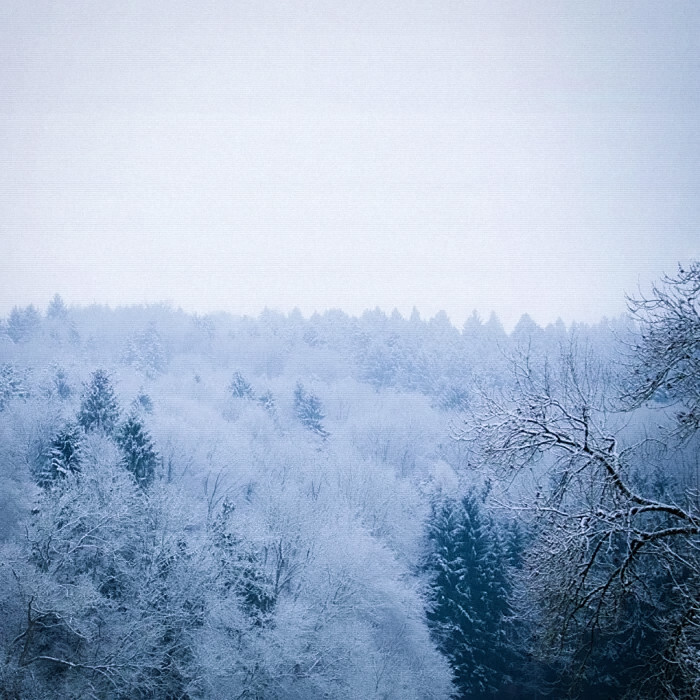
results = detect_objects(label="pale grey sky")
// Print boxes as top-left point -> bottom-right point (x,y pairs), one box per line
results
1,1 -> 698,328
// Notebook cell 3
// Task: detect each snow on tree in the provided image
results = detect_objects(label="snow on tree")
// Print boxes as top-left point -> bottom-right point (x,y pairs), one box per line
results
424,493 -> 514,698
624,261 -> 700,439
46,293 -> 68,320
0,363 -> 30,411
123,323 -> 166,377
459,298 -> 700,696
228,371 -> 254,399
116,412 -> 159,487
294,382 -> 329,438
3,440 -> 202,698
6,305 -> 41,343
77,369 -> 120,434
257,389 -> 277,416
38,422 -> 83,486
51,366 -> 72,400
131,388 -> 154,414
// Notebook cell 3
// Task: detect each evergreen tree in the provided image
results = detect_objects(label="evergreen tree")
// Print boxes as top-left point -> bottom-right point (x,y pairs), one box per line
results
228,371 -> 254,399
6,305 -> 41,343
116,413 -> 159,487
131,389 -> 154,414
46,293 -> 68,320
39,423 -> 82,486
51,366 -> 72,400
293,382 -> 329,438
77,369 -> 120,435
425,493 -> 513,699
124,324 -> 166,378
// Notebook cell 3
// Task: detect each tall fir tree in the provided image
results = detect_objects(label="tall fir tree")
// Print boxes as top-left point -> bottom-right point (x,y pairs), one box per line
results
116,412 -> 159,487
425,493 -> 514,699
78,369 -> 120,434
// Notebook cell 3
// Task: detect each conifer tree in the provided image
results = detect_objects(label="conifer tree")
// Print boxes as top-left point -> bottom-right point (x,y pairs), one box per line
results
39,423 -> 82,486
78,369 -> 120,434
116,412 -> 159,487
293,382 -> 329,438
229,371 -> 254,399
425,493 -> 513,699
46,293 -> 68,320
6,305 -> 41,343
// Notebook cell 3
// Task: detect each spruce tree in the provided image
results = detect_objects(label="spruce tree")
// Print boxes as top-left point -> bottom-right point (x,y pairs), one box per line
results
116,413 -> 159,488
78,369 -> 120,434
39,423 -> 82,486
425,493 -> 513,699
293,382 -> 329,438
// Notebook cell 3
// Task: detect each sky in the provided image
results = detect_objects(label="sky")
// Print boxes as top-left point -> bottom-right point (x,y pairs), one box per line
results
1,1 -> 698,329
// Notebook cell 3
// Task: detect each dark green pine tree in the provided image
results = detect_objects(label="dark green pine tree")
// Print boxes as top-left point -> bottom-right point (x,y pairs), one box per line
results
425,493 -> 513,699
116,413 -> 159,487
77,369 -> 120,435
39,423 -> 83,486
293,382 -> 329,438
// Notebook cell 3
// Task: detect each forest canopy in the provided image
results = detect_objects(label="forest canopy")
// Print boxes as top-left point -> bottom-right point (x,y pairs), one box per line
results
0,263 -> 698,699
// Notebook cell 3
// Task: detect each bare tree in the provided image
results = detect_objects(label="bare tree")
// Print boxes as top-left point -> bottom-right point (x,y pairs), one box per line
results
458,265 -> 700,697
624,261 -> 700,440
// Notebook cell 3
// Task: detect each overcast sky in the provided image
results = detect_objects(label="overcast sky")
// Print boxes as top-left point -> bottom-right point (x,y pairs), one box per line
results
1,1 -> 698,328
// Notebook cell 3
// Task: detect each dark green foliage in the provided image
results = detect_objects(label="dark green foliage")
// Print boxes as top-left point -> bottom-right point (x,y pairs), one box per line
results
116,413 -> 159,487
77,369 -> 120,434
39,423 -> 82,486
294,382 -> 328,438
228,371 -> 254,399
425,493 -> 514,699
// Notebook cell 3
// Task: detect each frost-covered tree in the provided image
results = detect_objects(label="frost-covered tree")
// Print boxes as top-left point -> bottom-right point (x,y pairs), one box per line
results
228,371 -> 254,399
116,412 -> 159,487
0,363 -> 30,411
294,382 -> 329,438
624,261 -> 700,439
124,323 -> 166,377
51,366 -> 72,400
131,388 -> 154,414
46,293 -> 68,320
257,389 -> 277,416
460,313 -> 700,697
6,305 -> 41,343
3,440 -> 202,698
39,422 -> 83,486
424,493 -> 514,698
78,369 -> 120,434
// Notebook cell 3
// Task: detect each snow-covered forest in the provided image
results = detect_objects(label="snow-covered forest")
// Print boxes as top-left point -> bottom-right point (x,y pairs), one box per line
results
0,263 -> 698,699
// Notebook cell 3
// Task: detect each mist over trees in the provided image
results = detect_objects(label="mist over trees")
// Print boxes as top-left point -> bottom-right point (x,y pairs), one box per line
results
0,266 -> 698,698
